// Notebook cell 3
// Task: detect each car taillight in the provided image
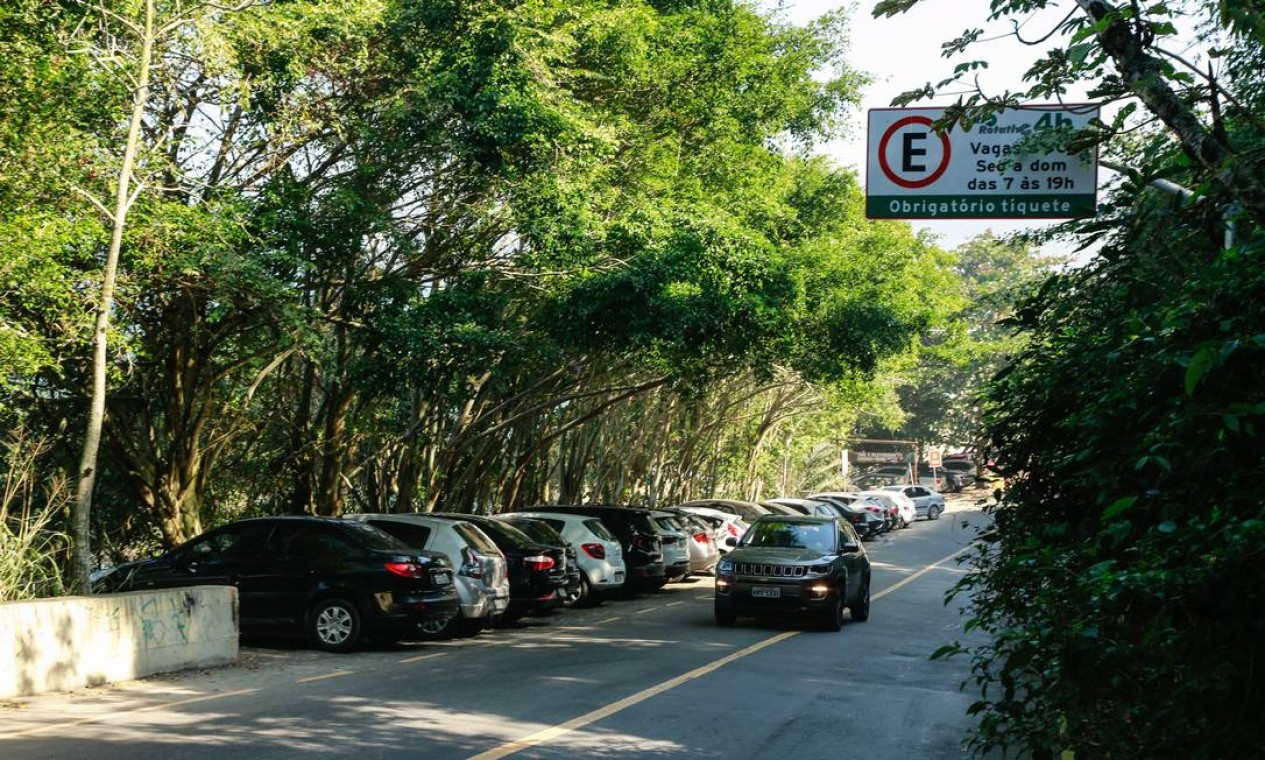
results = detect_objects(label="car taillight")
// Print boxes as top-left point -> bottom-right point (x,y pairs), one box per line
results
864,506 -> 882,514
726,523 -> 739,536
523,554 -> 555,571
385,561 -> 426,579
581,543 -> 606,560
693,532 -> 709,544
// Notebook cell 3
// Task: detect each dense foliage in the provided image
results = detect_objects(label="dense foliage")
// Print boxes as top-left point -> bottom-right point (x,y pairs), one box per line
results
0,0 -> 972,595
873,0 -> 1265,755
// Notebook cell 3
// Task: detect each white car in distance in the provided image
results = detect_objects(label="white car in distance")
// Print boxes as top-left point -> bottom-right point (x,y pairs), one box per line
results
882,484 -> 946,520
857,490 -> 917,528
513,511 -> 627,605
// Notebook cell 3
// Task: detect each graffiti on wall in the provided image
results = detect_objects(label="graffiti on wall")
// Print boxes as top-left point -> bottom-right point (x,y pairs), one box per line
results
137,592 -> 198,647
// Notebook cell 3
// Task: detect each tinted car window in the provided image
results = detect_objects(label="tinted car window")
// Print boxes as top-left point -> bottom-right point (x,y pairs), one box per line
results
337,520 -> 413,552
181,523 -> 273,560
370,520 -> 432,549
582,519 -> 616,541
473,519 -> 536,549
453,522 -> 499,554
280,526 -> 359,564
506,518 -> 563,546
741,521 -> 837,554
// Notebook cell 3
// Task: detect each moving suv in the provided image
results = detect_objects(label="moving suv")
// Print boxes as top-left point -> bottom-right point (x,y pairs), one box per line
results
713,515 -> 871,631
92,516 -> 461,652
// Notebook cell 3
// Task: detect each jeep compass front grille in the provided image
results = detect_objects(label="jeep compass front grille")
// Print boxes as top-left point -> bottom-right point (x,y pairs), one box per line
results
735,563 -> 806,578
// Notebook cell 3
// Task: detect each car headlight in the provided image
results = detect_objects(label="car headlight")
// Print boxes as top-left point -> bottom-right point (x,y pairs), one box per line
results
717,558 -> 734,574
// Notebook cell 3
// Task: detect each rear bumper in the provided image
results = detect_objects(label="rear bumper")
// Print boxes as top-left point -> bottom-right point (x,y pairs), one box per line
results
371,589 -> 461,638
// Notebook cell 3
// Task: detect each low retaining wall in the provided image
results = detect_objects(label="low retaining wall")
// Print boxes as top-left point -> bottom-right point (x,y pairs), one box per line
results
0,586 -> 238,698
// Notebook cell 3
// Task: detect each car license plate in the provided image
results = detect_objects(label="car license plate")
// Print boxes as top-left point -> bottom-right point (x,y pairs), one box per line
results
751,586 -> 781,598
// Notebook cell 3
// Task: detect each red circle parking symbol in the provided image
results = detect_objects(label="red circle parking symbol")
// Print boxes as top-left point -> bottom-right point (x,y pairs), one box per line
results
877,116 -> 952,189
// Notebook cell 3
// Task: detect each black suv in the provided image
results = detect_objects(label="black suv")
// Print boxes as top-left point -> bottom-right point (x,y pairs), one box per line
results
525,506 -> 666,591
713,515 -> 871,631
92,516 -> 460,652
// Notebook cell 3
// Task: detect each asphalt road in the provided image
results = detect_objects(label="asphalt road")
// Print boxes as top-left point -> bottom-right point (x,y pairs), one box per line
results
0,495 -> 993,760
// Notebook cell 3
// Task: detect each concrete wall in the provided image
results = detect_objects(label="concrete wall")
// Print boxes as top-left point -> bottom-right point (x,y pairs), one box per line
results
0,586 -> 238,698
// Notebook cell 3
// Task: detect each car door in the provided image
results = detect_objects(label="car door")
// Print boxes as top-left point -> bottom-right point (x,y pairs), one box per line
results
267,524 -> 364,629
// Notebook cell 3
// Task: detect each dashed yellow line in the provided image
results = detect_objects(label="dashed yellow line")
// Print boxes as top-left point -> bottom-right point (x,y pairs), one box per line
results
467,631 -> 799,760
399,653 -> 447,664
296,670 -> 354,684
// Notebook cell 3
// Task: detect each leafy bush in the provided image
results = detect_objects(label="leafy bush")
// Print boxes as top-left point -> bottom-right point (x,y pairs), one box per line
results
0,428 -> 68,601
950,181 -> 1265,757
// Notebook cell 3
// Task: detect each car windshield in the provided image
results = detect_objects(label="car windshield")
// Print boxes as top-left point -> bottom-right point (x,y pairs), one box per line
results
740,521 -> 836,553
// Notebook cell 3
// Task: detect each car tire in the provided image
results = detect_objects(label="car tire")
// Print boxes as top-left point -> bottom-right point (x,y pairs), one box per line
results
715,607 -> 737,627
821,590 -> 845,632
417,613 -> 456,641
310,598 -> 361,653
928,505 -> 942,521
851,578 -> 871,622
573,576 -> 594,607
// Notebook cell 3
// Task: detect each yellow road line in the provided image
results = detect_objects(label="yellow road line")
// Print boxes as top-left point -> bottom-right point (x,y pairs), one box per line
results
399,653 -> 447,664
296,670 -> 354,684
468,631 -> 799,760
0,688 -> 261,739
469,543 -> 973,760
872,545 -> 971,601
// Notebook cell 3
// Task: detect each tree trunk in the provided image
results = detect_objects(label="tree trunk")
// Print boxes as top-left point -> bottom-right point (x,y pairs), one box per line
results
71,0 -> 156,593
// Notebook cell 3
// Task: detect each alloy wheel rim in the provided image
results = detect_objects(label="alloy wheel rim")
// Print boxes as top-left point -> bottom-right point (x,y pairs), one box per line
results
317,606 -> 353,644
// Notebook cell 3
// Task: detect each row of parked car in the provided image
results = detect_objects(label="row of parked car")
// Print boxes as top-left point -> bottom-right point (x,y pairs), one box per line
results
91,485 -> 948,651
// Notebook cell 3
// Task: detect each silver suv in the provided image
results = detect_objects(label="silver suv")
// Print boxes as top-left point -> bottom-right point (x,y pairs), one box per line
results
346,513 -> 511,637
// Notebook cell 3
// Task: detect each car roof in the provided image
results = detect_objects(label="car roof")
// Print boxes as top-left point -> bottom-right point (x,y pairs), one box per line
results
752,514 -> 837,524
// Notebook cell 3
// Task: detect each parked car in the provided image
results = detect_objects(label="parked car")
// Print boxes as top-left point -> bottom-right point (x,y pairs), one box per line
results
648,512 -> 692,582
857,490 -> 915,528
92,516 -> 461,652
428,514 -> 570,624
671,505 -> 748,553
525,506 -> 666,591
762,497 -> 841,519
346,513 -> 511,637
494,515 -> 583,605
677,499 -> 771,524
806,493 -> 886,539
714,515 -> 871,631
513,511 -> 627,605
658,510 -> 721,575
881,484 -> 946,520
759,501 -> 807,516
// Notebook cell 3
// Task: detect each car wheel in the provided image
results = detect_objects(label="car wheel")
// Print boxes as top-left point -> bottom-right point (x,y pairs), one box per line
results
821,590 -> 845,632
310,598 -> 361,653
573,576 -> 593,607
928,505 -> 942,521
715,607 -> 737,627
851,577 -> 871,622
417,614 -> 456,641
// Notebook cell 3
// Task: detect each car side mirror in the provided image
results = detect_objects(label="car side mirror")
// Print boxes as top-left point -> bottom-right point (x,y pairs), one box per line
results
840,542 -> 861,554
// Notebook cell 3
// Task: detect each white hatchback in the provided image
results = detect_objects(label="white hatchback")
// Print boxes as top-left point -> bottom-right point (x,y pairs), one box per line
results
514,511 -> 627,605
347,513 -> 511,635
857,490 -> 917,528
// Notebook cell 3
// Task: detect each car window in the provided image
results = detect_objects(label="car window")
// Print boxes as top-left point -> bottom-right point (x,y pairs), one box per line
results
741,521 -> 836,553
182,523 -> 273,560
535,517 -> 566,534
453,522 -> 500,554
474,519 -> 536,549
582,518 -> 616,541
370,520 -> 432,550
279,525 -> 358,564
506,518 -> 562,546
337,520 -> 414,552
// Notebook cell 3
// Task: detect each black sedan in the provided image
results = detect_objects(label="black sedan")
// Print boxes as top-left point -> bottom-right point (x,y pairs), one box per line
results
92,516 -> 461,652
495,515 -> 584,605
713,515 -> 871,631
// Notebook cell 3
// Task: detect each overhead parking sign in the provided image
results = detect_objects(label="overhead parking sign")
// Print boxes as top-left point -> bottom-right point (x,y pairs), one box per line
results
867,104 -> 1099,220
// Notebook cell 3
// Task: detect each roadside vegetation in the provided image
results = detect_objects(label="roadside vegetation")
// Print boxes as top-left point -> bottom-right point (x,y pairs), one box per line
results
874,0 -> 1265,756
0,0 -> 1003,599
